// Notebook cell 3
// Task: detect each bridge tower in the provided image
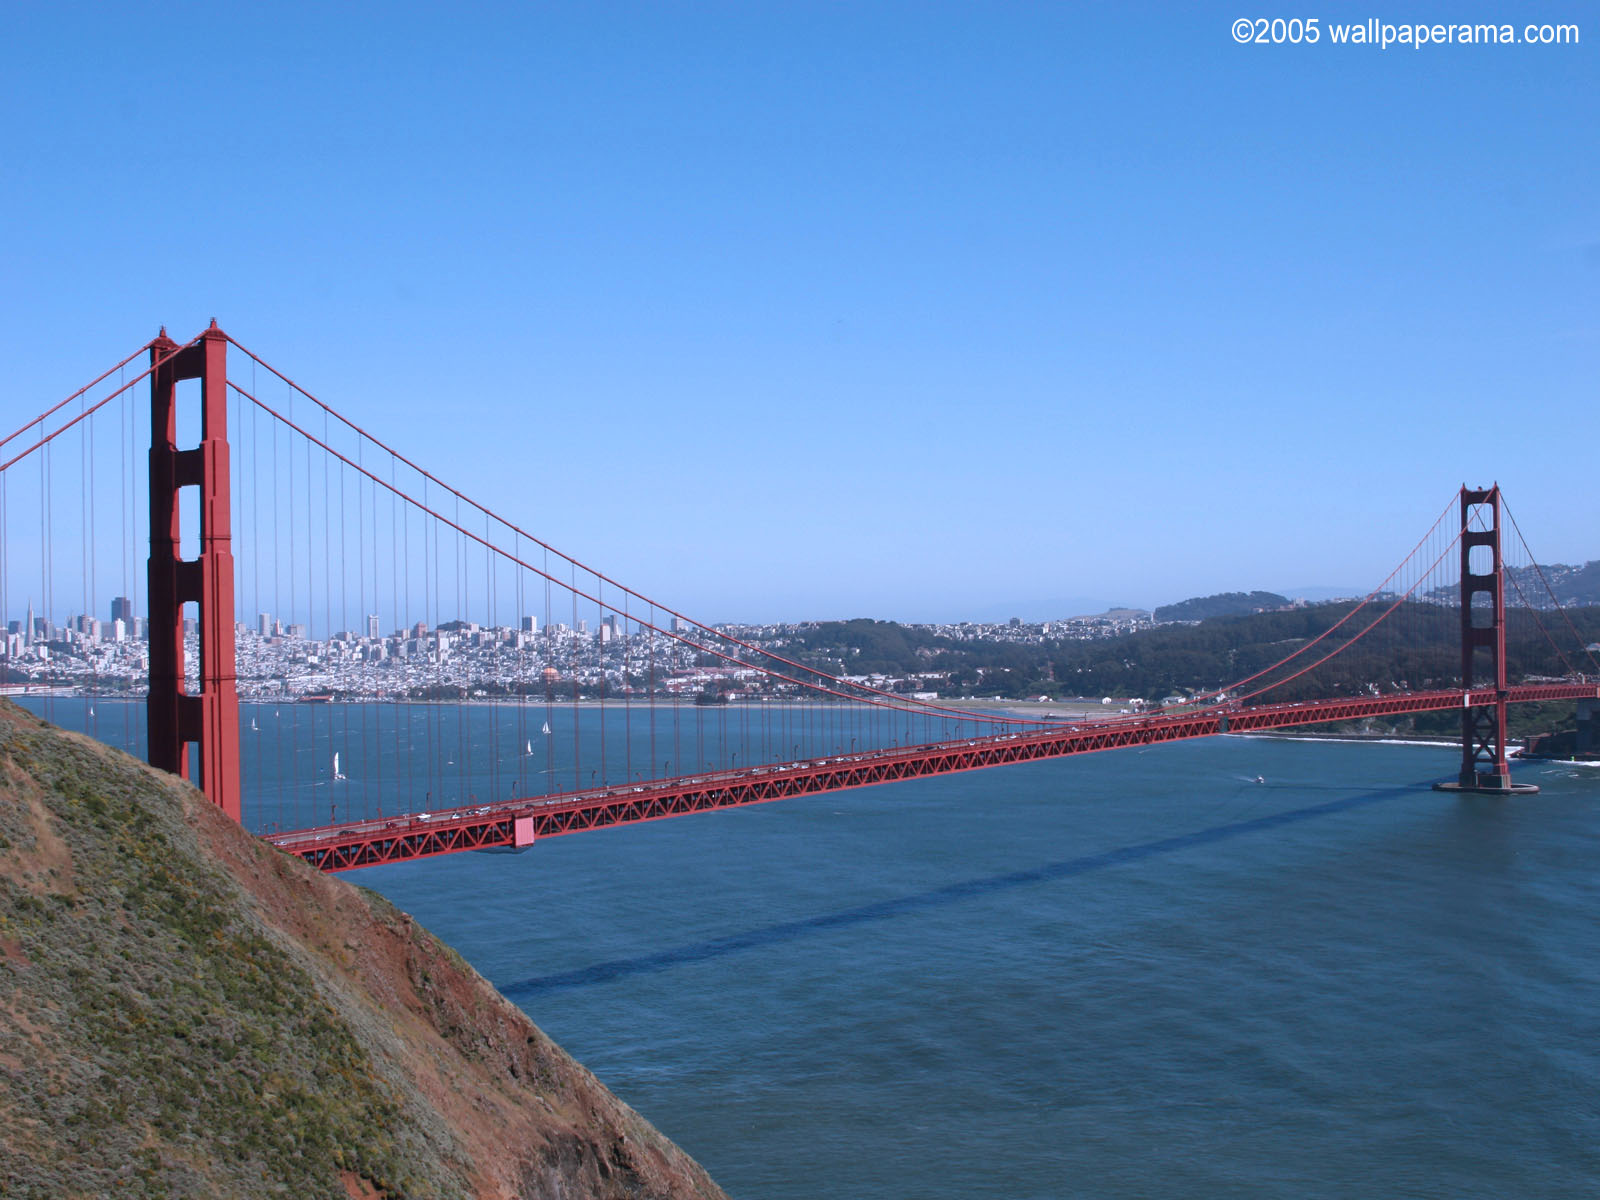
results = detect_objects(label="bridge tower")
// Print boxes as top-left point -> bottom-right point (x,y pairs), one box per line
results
1434,484 -> 1537,796
147,322 -> 242,820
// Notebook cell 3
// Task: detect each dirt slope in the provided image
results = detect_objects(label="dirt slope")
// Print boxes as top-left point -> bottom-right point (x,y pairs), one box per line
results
0,700 -> 729,1200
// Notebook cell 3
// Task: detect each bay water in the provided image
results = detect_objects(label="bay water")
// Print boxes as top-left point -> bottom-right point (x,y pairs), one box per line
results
26,698 -> 1600,1197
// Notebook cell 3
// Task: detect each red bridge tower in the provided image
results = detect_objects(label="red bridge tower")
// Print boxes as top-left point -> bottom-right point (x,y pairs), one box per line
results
146,322 -> 242,820
1434,484 -> 1538,796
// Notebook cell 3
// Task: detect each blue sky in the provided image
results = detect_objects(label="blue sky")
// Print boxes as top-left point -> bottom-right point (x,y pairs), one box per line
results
2,2 -> 1594,622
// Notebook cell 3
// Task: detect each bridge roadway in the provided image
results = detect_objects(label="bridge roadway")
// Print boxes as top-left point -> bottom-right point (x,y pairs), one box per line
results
268,683 -> 1599,871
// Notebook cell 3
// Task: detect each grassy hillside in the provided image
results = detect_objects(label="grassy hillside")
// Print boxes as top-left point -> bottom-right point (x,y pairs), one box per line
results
0,700 -> 727,1200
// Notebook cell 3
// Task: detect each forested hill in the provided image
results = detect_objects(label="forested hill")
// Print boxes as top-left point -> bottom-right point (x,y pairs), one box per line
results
774,605 -> 1600,705
1152,591 -> 1291,623
1505,561 -> 1600,607
1422,561 -> 1600,608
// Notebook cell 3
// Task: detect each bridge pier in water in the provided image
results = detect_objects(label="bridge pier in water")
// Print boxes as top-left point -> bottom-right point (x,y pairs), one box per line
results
1434,484 -> 1538,797
1577,699 -> 1599,758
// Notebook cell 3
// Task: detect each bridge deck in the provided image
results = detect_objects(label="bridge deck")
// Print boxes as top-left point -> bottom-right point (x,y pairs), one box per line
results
266,684 -> 1599,872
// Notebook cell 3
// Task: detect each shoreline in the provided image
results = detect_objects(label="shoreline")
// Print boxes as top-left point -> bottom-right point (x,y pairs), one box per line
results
1232,731 -> 1455,748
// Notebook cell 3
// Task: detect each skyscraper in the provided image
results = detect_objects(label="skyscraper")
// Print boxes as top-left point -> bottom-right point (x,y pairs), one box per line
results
366,613 -> 381,639
111,596 -> 133,624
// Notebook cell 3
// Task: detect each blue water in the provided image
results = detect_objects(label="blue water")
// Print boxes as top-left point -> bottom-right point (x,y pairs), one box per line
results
363,737 -> 1599,1199
26,699 -> 1600,1197
15,695 -> 1000,832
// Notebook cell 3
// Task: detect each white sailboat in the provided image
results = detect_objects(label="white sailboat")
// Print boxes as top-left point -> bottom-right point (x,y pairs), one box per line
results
333,752 -> 347,781
250,716 -> 259,732
524,738 -> 534,756
541,720 -> 551,736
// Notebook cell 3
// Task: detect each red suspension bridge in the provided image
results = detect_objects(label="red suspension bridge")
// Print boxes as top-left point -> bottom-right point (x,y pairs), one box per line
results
3,325 -> 1596,872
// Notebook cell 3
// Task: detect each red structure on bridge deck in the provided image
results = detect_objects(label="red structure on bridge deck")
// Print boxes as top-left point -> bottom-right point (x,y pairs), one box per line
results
10,326 -> 1595,875
127,329 -> 1592,864
268,682 -> 1600,872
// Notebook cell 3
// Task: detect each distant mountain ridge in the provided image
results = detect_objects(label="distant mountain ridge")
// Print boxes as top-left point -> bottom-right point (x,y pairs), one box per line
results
1153,591 -> 1290,623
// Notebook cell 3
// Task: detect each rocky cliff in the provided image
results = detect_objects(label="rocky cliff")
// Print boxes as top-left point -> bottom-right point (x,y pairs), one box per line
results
0,700 -> 729,1200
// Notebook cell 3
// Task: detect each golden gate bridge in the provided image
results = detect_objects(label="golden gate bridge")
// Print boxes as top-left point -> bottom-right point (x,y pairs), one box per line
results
3,325 -> 1596,872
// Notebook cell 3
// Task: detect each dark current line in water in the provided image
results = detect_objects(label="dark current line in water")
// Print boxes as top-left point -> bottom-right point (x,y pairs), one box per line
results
497,781 -> 1426,999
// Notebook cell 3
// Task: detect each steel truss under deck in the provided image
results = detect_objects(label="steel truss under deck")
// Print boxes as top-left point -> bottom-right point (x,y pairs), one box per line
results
267,683 -> 1599,871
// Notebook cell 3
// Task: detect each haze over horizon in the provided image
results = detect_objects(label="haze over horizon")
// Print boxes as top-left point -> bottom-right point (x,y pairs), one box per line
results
3,3 -> 1593,623
700,583 -> 1370,628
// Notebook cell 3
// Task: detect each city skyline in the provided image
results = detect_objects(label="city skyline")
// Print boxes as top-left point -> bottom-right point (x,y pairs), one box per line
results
6,531 -> 1599,638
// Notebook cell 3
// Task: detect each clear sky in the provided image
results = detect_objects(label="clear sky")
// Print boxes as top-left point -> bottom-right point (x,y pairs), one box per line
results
2,2 -> 1594,623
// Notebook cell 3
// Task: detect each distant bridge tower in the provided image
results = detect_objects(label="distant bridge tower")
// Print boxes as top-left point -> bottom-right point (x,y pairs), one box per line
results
147,322 -> 242,820
1435,484 -> 1537,796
